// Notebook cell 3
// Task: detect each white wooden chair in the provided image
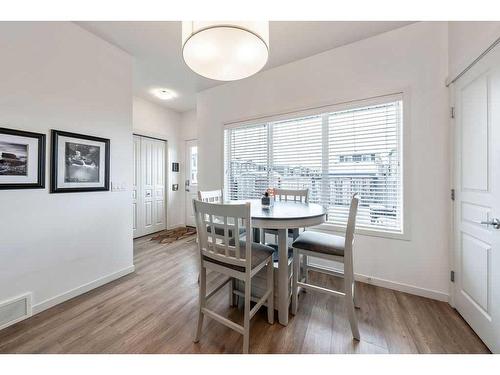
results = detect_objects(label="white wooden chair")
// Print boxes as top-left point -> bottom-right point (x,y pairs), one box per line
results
198,189 -> 223,203
263,188 -> 309,242
192,200 -> 275,354
291,194 -> 360,340
197,189 -> 243,303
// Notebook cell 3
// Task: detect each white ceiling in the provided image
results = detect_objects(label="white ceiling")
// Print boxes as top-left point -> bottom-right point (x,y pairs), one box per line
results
77,21 -> 413,112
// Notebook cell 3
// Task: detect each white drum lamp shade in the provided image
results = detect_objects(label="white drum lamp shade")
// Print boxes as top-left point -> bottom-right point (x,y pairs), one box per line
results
182,21 -> 269,81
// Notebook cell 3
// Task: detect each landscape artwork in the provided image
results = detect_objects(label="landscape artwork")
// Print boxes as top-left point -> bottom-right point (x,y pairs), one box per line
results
0,141 -> 28,176
51,129 -> 110,193
0,127 -> 45,189
64,142 -> 100,183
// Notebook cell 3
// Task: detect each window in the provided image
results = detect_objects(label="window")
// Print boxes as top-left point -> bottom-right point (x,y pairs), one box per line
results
190,145 -> 198,185
224,97 -> 403,234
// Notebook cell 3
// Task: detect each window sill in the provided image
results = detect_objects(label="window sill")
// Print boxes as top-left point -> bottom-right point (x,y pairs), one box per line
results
312,223 -> 411,242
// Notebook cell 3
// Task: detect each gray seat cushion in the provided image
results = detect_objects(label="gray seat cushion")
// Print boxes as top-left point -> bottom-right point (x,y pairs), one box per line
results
264,228 -> 296,237
206,225 -> 245,237
204,240 -> 274,272
292,231 -> 345,257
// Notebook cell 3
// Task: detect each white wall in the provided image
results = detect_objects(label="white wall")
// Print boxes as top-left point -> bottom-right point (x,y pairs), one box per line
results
180,109 -> 198,141
197,22 -> 450,300
0,22 -> 134,313
133,96 -> 184,228
448,21 -> 500,82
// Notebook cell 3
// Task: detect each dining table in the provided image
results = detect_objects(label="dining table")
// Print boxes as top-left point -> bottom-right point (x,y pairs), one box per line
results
228,199 -> 327,325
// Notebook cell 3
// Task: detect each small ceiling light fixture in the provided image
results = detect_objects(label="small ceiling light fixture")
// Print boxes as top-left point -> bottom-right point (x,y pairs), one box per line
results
152,88 -> 177,100
182,21 -> 269,81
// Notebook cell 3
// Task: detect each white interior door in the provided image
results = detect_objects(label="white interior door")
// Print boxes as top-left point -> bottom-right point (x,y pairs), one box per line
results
453,44 -> 500,353
185,139 -> 198,227
133,135 -> 167,238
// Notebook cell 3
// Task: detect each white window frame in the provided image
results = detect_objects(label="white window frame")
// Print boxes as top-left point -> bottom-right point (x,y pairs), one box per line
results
221,92 -> 411,241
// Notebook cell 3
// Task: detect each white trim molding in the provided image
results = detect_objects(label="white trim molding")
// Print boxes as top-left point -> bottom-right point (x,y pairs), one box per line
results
308,259 -> 449,302
32,266 -> 135,315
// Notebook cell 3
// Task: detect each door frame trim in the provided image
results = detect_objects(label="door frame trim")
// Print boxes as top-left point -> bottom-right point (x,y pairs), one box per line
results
184,139 -> 198,227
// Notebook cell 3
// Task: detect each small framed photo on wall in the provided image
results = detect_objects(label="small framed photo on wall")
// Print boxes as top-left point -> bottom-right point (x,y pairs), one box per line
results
0,127 -> 46,190
51,130 -> 110,193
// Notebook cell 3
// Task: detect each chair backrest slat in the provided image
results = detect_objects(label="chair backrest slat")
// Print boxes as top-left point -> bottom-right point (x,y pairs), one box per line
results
274,188 -> 309,203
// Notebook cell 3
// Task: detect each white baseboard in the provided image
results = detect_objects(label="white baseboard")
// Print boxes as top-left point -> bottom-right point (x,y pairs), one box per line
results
308,260 -> 449,302
354,272 -> 449,302
32,265 -> 135,315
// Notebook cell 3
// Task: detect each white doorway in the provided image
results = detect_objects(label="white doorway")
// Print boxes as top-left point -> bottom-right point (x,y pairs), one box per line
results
185,139 -> 198,227
133,134 -> 167,238
452,44 -> 500,353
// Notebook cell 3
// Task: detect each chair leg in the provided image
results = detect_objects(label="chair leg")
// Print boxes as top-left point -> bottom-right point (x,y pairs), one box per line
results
266,259 -> 274,324
353,280 -> 360,309
291,248 -> 300,315
194,266 -> 206,343
303,254 -> 309,286
229,278 -> 236,307
243,278 -> 251,354
345,278 -> 360,341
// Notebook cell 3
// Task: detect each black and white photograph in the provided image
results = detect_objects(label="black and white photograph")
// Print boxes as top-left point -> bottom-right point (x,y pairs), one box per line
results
51,130 -> 110,193
0,141 -> 28,176
0,127 -> 45,189
65,141 -> 100,183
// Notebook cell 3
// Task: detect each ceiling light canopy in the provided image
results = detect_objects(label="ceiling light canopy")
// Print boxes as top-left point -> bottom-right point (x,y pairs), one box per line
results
182,21 -> 269,81
152,88 -> 177,100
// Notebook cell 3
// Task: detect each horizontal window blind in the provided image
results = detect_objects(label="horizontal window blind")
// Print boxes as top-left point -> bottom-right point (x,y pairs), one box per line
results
224,98 -> 403,233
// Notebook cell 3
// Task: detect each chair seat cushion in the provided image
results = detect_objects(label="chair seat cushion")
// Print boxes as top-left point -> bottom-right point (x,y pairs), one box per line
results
206,225 -> 245,237
265,243 -> 293,262
264,228 -> 296,237
204,240 -> 274,272
292,231 -> 345,257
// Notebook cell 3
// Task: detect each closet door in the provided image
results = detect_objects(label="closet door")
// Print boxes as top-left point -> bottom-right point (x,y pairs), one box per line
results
133,135 -> 167,238
152,138 -> 166,232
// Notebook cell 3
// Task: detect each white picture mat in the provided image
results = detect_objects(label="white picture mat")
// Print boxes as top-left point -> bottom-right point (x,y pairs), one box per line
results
56,135 -> 106,189
0,133 -> 39,184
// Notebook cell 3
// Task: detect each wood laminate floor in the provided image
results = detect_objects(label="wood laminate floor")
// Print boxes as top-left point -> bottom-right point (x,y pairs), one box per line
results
0,234 -> 490,354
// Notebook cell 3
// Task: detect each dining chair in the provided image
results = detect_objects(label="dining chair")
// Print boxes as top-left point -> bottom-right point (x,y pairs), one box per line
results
192,199 -> 275,354
262,188 -> 309,243
291,193 -> 360,340
198,189 -> 223,203
198,189 -> 245,239
197,189 -> 244,305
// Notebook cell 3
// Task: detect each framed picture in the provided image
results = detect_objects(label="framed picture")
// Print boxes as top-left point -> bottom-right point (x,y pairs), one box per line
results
51,130 -> 110,193
0,127 -> 45,190
172,162 -> 179,172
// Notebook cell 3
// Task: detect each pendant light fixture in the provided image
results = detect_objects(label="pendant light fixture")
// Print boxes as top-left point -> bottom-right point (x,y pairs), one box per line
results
182,21 -> 269,81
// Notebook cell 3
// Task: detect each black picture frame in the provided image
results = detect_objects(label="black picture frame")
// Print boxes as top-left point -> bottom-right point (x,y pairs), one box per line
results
50,129 -> 110,193
172,162 -> 179,172
0,127 -> 46,190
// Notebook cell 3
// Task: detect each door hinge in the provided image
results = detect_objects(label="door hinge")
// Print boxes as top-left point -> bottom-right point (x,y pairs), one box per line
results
451,189 -> 455,201
450,270 -> 455,282
450,106 -> 455,119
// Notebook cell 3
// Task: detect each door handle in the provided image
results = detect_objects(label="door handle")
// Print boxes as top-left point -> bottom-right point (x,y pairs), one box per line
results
145,191 -> 151,197
480,218 -> 500,229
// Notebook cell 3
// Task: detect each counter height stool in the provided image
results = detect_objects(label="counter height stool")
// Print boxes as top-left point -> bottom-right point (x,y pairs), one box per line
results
198,189 -> 245,306
192,200 -> 274,354
263,188 -> 309,241
291,194 -> 360,340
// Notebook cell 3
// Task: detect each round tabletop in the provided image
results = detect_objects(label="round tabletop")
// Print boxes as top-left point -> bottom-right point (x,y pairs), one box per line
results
228,199 -> 327,229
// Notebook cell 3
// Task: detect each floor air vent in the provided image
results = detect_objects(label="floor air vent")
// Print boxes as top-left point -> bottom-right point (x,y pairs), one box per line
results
0,293 -> 32,330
